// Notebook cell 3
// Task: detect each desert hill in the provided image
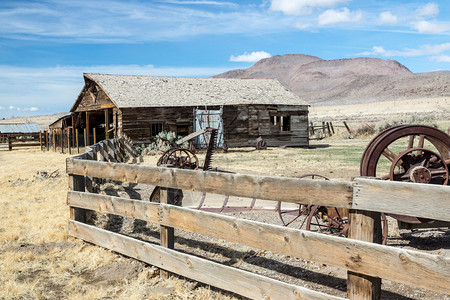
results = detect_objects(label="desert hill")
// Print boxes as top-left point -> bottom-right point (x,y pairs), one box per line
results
213,54 -> 450,106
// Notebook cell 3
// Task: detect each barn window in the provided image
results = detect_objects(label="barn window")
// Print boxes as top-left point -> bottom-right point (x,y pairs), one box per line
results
151,123 -> 163,136
270,115 -> 291,132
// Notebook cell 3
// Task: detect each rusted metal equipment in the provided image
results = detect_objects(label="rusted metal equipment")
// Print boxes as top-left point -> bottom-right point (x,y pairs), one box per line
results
277,174 -> 357,238
360,124 -> 450,229
255,136 -> 267,150
277,124 -> 450,243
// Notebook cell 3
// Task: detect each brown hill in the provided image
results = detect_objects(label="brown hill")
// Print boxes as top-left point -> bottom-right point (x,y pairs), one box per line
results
213,54 -> 450,106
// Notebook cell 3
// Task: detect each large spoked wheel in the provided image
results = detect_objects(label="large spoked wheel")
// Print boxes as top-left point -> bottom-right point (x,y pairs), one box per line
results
277,174 -> 329,229
157,148 -> 199,170
360,125 -> 450,227
361,125 -> 450,182
304,205 -> 389,244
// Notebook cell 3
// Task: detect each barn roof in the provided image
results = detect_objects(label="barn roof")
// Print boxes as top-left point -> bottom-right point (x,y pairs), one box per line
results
77,73 -> 308,109
0,123 -> 41,133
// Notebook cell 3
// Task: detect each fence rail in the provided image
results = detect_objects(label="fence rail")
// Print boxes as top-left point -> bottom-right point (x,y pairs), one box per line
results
66,138 -> 450,299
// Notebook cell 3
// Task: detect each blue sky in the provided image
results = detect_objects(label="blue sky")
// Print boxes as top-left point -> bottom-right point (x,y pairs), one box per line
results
1,0 -> 449,118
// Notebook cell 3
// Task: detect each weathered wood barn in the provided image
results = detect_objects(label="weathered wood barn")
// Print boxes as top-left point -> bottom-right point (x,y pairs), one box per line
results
70,73 -> 309,147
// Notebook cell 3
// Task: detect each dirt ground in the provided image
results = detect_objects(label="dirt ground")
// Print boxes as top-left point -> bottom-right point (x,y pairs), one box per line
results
0,107 -> 449,299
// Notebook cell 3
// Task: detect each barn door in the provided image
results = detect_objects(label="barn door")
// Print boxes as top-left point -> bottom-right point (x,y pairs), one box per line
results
193,108 -> 224,148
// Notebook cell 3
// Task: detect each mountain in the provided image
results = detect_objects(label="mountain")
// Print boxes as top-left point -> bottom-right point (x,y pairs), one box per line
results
213,54 -> 450,106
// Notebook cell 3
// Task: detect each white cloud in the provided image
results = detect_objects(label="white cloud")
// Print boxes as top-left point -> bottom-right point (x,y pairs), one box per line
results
358,43 -> 450,57
23,107 -> 39,111
161,1 -> 238,6
417,3 -> 439,18
0,0 -> 294,43
294,21 -> 312,30
269,0 -> 350,15
0,64 -> 239,117
413,20 -> 450,34
229,51 -> 271,62
430,55 -> 450,62
318,7 -> 362,26
379,11 -> 397,26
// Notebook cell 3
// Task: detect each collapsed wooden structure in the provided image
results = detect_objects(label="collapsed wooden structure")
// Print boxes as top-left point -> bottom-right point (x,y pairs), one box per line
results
67,138 -> 450,299
68,73 -> 310,148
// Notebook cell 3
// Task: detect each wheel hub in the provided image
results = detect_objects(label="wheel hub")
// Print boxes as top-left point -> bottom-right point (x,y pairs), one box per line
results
410,166 -> 431,183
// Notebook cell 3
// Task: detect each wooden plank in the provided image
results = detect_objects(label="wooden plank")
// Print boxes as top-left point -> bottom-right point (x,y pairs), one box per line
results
68,175 -> 87,222
67,191 -> 450,294
68,221 -> 343,300
347,210 -> 381,300
66,159 -> 353,207
353,178 -> 450,222
105,109 -> 109,140
76,128 -> 79,154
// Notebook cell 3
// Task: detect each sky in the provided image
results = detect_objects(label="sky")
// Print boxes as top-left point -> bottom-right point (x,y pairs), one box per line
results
1,0 -> 450,119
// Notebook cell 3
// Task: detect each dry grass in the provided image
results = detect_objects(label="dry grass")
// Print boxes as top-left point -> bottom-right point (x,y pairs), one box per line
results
0,149 -> 237,299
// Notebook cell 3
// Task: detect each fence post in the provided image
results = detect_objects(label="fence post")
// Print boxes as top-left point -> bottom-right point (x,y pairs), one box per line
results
68,129 -> 72,155
159,165 -> 183,278
344,121 -> 352,135
347,210 -> 382,299
330,122 -> 335,134
326,122 -> 332,136
84,128 -> 87,152
310,121 -> 315,135
46,131 -> 49,151
39,131 -> 43,151
69,173 -> 87,222
8,137 -> 12,151
60,129 -> 64,154
53,130 -> 56,152
76,129 -> 79,154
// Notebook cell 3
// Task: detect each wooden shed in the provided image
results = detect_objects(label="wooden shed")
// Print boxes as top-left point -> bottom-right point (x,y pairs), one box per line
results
70,73 -> 310,147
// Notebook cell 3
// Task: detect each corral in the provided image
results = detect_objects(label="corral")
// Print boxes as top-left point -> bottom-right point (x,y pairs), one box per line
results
1,129 -> 449,299
65,135 -> 450,299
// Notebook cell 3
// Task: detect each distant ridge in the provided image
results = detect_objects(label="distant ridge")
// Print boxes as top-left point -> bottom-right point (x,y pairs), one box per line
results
213,54 -> 450,106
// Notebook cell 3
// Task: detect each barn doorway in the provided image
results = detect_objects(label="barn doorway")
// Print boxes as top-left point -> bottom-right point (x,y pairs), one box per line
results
193,108 -> 224,148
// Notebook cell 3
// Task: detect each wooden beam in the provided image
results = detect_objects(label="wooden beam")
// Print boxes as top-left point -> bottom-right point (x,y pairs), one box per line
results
76,128 -> 79,154
85,112 -> 90,146
353,178 -> 450,222
68,220 -> 344,300
66,159 -> 353,208
347,210 -> 381,299
105,109 -> 109,140
68,176 -> 87,222
67,191 -> 450,295
93,127 -> 97,145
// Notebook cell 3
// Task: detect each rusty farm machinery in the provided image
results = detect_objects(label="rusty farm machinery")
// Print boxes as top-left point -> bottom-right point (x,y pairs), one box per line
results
149,124 -> 450,243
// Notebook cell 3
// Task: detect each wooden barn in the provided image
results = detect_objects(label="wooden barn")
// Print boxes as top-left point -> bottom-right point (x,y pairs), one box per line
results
70,73 -> 309,147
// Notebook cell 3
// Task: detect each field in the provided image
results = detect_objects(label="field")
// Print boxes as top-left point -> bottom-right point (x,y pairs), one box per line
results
1,111 -> 449,299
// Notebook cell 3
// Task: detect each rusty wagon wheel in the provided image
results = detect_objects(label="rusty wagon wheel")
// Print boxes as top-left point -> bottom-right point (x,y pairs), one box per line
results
305,205 -> 349,237
359,125 -> 450,243
360,124 -> 450,225
361,125 -> 450,182
304,205 -> 389,244
277,174 -> 329,228
157,148 -> 199,170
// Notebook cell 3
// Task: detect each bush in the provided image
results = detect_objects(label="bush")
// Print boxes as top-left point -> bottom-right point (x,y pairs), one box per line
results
376,115 -> 438,133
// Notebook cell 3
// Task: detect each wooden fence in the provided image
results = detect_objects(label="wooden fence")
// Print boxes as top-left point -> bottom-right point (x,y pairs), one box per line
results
66,139 -> 450,300
0,133 -> 42,151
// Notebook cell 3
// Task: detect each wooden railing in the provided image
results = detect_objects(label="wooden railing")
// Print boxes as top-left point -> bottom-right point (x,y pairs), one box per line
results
0,133 -> 42,151
66,140 -> 450,299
